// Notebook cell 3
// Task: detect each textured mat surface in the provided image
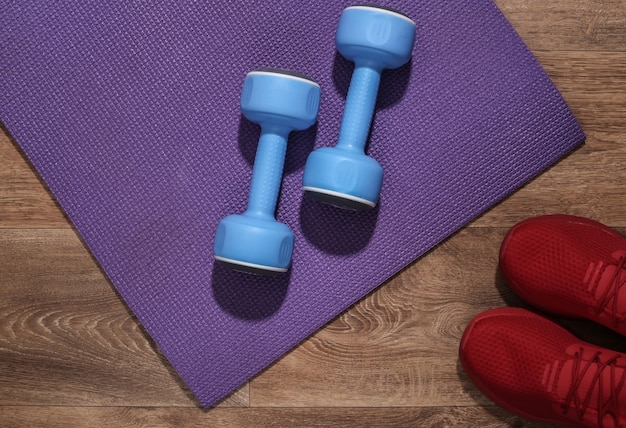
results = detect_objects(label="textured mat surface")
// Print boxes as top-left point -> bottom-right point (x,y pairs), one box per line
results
1,1 -> 584,407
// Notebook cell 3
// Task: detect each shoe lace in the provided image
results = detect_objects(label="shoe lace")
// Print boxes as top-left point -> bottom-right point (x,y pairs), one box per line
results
594,256 -> 626,327
563,347 -> 626,427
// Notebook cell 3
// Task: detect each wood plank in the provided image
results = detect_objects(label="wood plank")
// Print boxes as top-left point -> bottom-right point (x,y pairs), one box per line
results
0,406 -> 561,428
473,128 -> 626,228
0,131 -> 69,228
538,52 -> 626,132
495,0 -> 626,52
0,229 -> 247,407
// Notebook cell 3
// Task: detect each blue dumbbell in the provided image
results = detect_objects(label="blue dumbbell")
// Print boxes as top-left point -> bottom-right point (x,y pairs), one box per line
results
214,69 -> 321,274
303,5 -> 416,210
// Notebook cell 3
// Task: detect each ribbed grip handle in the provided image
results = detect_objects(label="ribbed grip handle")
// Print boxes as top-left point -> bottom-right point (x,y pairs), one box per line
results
336,65 -> 382,153
245,129 -> 288,218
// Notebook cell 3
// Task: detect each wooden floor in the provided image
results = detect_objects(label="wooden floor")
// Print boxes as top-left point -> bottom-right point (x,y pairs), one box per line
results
2,1 -> 625,427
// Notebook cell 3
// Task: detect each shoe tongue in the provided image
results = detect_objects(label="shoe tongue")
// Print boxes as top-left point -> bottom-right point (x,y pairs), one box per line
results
554,345 -> 626,424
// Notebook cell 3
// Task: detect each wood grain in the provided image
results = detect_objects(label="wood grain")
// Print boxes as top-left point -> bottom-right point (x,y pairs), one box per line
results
0,131 -> 69,228
495,0 -> 626,52
0,406 -> 560,428
1,0 -> 625,426
0,229 -> 248,408
251,227 -> 507,407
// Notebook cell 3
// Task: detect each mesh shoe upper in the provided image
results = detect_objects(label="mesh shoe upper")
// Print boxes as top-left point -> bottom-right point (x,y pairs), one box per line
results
499,215 -> 626,335
460,307 -> 626,427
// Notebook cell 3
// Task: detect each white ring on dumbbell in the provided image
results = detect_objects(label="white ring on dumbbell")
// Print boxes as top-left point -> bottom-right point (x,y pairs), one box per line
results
247,70 -> 321,87
302,186 -> 377,208
214,255 -> 288,273
344,5 -> 416,25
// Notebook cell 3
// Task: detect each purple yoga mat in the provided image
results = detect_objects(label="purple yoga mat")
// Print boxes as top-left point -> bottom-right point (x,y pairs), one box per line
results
1,1 -> 584,407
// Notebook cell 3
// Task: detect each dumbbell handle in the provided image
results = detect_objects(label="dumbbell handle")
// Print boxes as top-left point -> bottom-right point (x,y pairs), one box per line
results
245,127 -> 288,219
336,64 -> 382,153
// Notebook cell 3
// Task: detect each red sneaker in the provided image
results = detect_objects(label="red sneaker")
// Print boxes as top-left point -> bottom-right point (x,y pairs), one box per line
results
460,307 -> 626,427
500,215 -> 626,336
